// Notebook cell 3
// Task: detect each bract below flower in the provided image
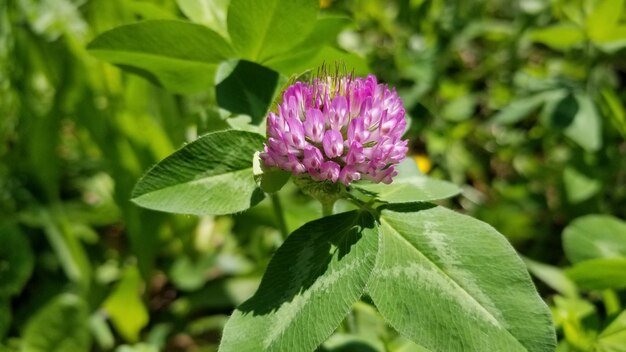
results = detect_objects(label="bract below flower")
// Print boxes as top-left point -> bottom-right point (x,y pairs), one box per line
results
260,74 -> 408,186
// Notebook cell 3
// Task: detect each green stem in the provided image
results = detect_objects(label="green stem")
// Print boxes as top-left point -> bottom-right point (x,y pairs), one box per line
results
321,199 -> 335,217
270,193 -> 289,239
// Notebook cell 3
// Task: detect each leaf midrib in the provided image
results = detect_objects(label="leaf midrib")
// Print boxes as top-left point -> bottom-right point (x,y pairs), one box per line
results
379,216 -> 528,350
133,167 -> 253,200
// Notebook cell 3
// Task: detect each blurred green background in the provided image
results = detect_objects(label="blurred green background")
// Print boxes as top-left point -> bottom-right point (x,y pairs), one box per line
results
1,0 -> 625,351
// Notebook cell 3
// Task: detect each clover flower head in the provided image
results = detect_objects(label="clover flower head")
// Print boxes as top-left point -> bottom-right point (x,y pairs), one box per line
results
260,73 -> 408,186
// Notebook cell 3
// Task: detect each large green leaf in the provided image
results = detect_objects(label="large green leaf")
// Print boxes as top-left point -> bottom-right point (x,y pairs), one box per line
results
563,215 -> 626,264
353,177 -> 461,204
219,210 -> 379,352
216,60 -> 279,124
22,294 -> 91,352
566,258 -> 626,290
132,130 -> 266,215
368,205 -> 556,352
88,20 -> 234,93
227,0 -> 318,62
0,222 -> 34,298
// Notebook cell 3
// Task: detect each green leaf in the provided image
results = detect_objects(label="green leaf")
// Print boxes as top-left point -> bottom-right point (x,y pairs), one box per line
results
441,95 -> 477,122
88,20 -> 234,93
292,15 -> 352,50
227,0 -> 319,62
253,152 -> 291,193
563,166 -> 601,203
597,309 -> 626,352
531,24 -> 585,50
132,130 -> 266,215
524,258 -> 579,298
491,90 -> 563,125
219,211 -> 379,351
0,222 -> 34,298
586,0 -> 625,43
216,60 -> 280,125
563,215 -> 626,264
544,93 -> 602,151
565,94 -> 602,152
566,258 -> 626,290
368,205 -> 556,352
102,267 -> 149,342
265,46 -> 370,77
595,25 -> 626,53
22,294 -> 91,352
177,0 -> 230,37
353,177 -> 461,204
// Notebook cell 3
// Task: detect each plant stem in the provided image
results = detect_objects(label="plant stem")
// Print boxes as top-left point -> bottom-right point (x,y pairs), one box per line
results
321,199 -> 335,217
270,193 -> 288,239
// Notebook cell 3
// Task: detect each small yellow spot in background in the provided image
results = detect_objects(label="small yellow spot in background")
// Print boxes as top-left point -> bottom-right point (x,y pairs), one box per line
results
320,0 -> 333,8
414,155 -> 432,174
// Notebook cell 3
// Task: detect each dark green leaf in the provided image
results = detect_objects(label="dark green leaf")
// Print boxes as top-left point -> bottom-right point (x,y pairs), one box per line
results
88,20 -> 234,93
0,222 -> 34,298
369,205 -> 556,352
216,60 -> 279,124
132,130 -> 266,215
219,211 -> 379,351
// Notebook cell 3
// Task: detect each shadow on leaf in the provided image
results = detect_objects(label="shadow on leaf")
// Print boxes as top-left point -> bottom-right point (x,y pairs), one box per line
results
236,210 -> 375,316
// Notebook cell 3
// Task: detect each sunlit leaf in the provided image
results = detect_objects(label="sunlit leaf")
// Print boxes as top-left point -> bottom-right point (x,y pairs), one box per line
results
177,0 -> 230,37
227,0 -> 318,62
132,130 -> 266,215
88,20 -> 234,93
586,0 -> 625,43
103,266 -> 149,342
369,205 -> 556,352
531,24 -> 585,50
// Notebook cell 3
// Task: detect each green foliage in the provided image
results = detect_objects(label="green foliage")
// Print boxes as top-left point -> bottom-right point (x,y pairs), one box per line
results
87,20 -> 234,93
369,205 -> 555,352
1,0 -> 625,351
131,130 -> 266,215
220,211 -> 378,351
22,294 -> 91,352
